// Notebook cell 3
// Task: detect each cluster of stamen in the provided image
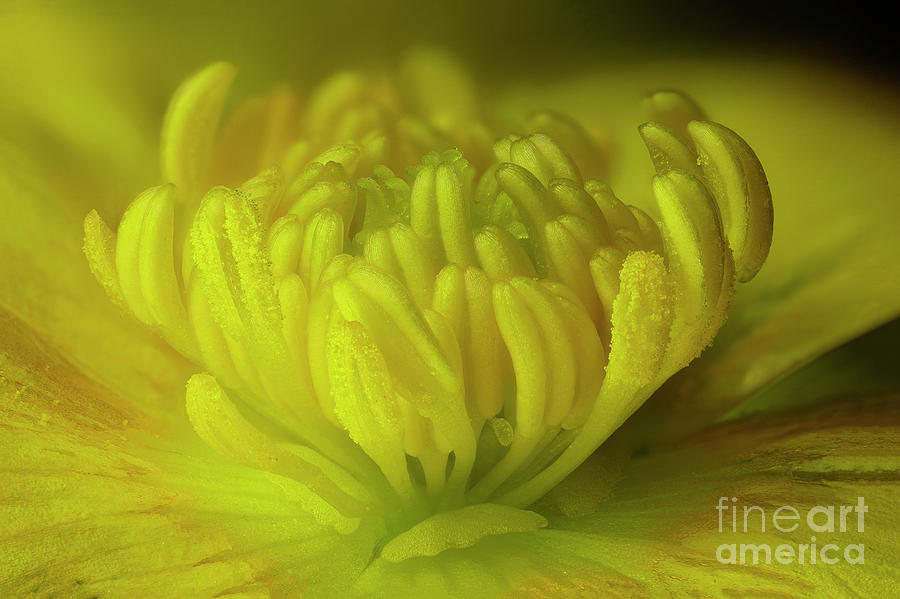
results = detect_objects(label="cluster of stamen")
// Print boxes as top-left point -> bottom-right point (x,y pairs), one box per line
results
83,55 -> 772,557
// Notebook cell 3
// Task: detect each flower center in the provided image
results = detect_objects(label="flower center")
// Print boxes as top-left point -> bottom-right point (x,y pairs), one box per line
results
83,56 -> 772,556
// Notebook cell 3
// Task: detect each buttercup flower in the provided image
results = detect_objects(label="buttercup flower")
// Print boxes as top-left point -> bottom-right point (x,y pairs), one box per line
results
2,37 -> 899,599
83,53 -> 773,539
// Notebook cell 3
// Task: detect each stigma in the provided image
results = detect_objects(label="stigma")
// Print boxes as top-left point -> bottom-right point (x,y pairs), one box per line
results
83,56 -> 772,556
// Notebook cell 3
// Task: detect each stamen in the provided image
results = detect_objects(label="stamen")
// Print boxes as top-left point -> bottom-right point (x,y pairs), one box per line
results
187,274 -> 242,389
491,280 -> 548,439
498,250 -> 674,507
215,87 -> 301,181
286,161 -> 357,233
525,110 -> 609,181
328,320 -> 416,500
545,215 -> 603,323
642,90 -> 706,142
115,186 -> 157,324
689,121 -> 773,282
653,171 -> 726,327
585,180 -> 640,233
277,274 -> 313,391
83,210 -> 127,310
410,152 -> 478,266
498,134 -> 581,186
299,208 -> 344,290
639,122 -> 701,176
433,265 -> 507,421
473,224 -> 536,280
185,373 -> 369,532
161,62 -> 236,199
267,214 -> 304,279
85,61 -> 773,549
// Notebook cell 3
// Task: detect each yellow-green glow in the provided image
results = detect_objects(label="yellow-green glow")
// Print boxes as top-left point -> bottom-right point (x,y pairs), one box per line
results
83,55 -> 773,556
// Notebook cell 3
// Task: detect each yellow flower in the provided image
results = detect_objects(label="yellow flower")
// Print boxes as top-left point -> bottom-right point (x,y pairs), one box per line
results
84,54 -> 774,527
2,17 -> 900,599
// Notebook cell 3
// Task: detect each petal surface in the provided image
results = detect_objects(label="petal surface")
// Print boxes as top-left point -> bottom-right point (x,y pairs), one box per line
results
353,392 -> 900,598
0,308 -> 376,598
0,143 -> 192,418
540,392 -> 900,598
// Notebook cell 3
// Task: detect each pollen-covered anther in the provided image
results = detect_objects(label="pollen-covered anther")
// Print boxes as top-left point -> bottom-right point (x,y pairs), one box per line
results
84,62 -> 773,552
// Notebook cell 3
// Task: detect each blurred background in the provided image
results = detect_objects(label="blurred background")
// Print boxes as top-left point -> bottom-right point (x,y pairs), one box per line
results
2,0 -> 896,207
3,0 -> 895,91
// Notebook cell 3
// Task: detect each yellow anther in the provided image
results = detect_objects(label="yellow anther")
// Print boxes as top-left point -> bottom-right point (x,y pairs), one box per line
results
410,154 -> 478,266
318,254 -> 356,287
386,223 -> 436,307
589,246 -> 625,327
185,374 -> 279,471
338,265 -> 459,399
115,187 -> 156,324
161,62 -> 236,198
540,281 -> 605,430
278,274 -> 312,379
267,214 -> 304,279
280,139 -> 313,181
222,192 -> 283,348
337,264 -> 475,493
506,134 -> 581,187
474,224 -> 536,280
498,251 -> 673,508
642,90 -> 706,143
607,251 -> 675,389
548,178 -> 609,236
544,216 -> 602,325
358,168 -> 410,233
639,122 -> 701,176
511,278 -> 577,428
431,264 -> 467,346
358,130 -> 390,175
306,280 -> 341,421
461,267 -> 507,419
185,373 -> 369,530
299,208 -> 344,291
653,171 -> 727,332
494,163 -> 555,233
253,88 -> 301,174
83,210 -> 126,311
305,71 -> 372,142
628,204 -> 665,256
327,320 -> 414,499
286,162 -> 357,231
213,87 -> 301,183
190,188 -> 243,338
488,417 -> 515,448
187,275 -> 241,389
313,144 -> 362,176
136,183 -> 198,358
422,307 -> 466,393
689,120 -> 773,282
492,280 -> 547,439
584,180 -> 639,233
238,166 -> 284,223
526,109 -> 608,181
362,228 -> 403,283
433,265 -> 507,420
